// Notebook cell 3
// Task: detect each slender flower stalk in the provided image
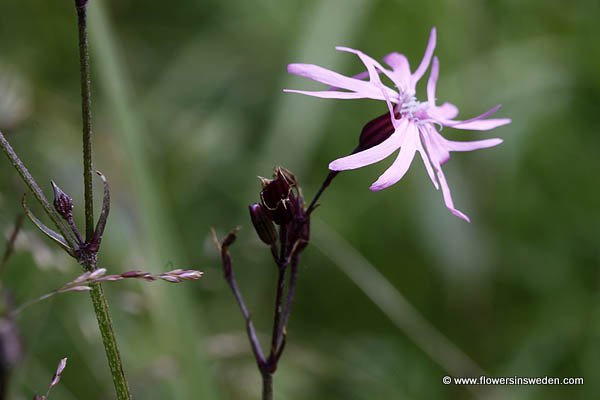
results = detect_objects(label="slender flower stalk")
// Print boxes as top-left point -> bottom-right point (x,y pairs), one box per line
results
73,2 -> 131,398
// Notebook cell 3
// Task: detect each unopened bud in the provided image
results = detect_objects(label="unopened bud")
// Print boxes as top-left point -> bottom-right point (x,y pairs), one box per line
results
51,181 -> 74,221
358,111 -> 397,151
248,203 -> 277,245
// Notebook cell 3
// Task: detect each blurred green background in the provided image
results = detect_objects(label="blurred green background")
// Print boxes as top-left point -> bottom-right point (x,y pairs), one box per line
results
1,0 -> 599,399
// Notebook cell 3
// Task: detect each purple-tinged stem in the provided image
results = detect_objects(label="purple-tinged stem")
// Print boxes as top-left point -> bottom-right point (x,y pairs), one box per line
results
269,265 -> 287,364
261,372 -> 273,400
275,251 -> 301,359
0,214 -> 24,277
305,171 -> 338,216
219,231 -> 267,369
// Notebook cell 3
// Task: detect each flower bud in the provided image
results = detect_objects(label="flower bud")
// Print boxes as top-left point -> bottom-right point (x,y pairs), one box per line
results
358,111 -> 397,151
51,181 -> 74,221
259,167 -> 298,225
248,203 -> 277,245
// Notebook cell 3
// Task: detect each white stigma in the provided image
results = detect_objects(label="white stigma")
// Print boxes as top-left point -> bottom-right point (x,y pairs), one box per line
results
397,94 -> 428,119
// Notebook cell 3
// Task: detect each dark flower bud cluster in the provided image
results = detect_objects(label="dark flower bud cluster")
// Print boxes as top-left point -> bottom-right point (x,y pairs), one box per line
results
248,167 -> 309,264
250,167 -> 309,256
259,167 -> 301,226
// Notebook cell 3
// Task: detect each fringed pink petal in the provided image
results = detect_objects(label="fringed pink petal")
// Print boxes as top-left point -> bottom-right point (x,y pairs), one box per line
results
416,132 -> 439,190
430,103 -> 511,131
383,52 -> 411,91
450,118 -> 512,131
433,102 -> 459,119
329,119 -> 409,171
369,123 -> 418,191
443,137 -> 503,152
427,56 -> 440,106
411,27 -> 437,89
436,168 -> 471,222
283,89 -> 376,100
287,63 -> 396,100
335,46 -> 404,93
424,128 -> 451,165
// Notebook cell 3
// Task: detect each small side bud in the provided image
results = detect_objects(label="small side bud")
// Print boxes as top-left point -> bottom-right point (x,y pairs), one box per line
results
358,111 -> 397,151
50,181 -> 74,221
248,203 -> 277,245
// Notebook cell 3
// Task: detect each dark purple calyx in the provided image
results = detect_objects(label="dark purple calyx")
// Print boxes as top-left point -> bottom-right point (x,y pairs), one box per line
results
249,203 -> 277,245
358,111 -> 399,151
51,181 -> 74,221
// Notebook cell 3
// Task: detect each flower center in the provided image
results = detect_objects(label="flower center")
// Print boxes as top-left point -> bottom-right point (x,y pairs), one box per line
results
396,94 -> 427,120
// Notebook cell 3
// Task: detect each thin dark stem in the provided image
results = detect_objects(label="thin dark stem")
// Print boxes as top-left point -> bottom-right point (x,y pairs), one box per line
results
0,214 -> 24,277
305,171 -> 339,216
261,372 -> 273,400
275,251 -> 301,359
278,224 -> 288,265
306,145 -> 362,216
227,271 -> 267,368
76,4 -> 94,241
219,235 -> 266,368
0,131 -> 77,248
269,265 -> 286,362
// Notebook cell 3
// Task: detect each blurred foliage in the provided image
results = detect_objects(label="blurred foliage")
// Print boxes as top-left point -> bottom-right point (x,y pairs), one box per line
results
1,0 -> 599,399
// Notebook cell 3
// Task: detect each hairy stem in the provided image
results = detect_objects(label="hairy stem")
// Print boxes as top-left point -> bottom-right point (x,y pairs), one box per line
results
88,280 -> 130,399
76,3 -> 131,399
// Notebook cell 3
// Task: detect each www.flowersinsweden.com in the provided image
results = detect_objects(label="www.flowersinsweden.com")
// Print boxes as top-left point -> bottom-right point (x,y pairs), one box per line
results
443,375 -> 584,385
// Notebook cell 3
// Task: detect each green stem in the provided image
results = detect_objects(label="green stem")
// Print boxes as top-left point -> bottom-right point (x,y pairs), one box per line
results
76,3 -> 131,399
88,280 -> 131,399
0,131 -> 77,247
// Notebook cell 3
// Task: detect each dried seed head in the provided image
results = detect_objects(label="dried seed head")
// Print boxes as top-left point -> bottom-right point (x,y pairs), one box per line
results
248,203 -> 277,245
259,167 -> 300,225
50,181 -> 74,221
159,269 -> 204,283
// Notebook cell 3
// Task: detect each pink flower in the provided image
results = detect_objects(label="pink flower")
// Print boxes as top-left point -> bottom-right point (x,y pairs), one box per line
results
284,28 -> 511,222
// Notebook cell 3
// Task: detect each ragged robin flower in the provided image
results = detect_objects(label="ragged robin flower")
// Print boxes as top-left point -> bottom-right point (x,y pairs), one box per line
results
285,27 -> 511,222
